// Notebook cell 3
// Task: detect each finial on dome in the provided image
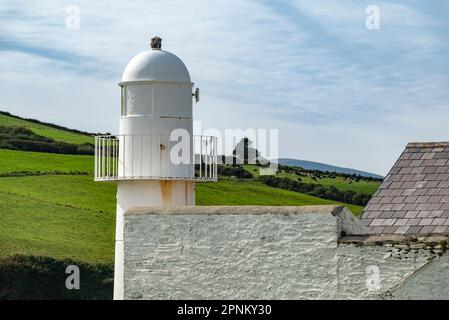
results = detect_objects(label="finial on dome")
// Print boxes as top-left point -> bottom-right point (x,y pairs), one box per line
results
150,36 -> 162,50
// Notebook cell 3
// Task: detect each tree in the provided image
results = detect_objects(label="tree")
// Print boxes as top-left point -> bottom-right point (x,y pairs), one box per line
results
232,137 -> 260,165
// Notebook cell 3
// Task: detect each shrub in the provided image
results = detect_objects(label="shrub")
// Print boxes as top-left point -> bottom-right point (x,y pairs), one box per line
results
76,143 -> 95,155
0,255 -> 113,300
258,175 -> 371,206
217,165 -> 253,179
0,125 -> 94,155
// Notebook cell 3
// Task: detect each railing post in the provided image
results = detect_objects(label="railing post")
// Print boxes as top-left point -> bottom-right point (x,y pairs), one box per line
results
101,138 -> 105,178
117,137 -> 119,178
200,136 -> 202,179
94,137 -> 97,179
209,137 -> 212,179
113,138 -> 115,178
215,137 -> 218,180
115,137 -> 119,178
94,134 -> 217,182
206,137 -> 210,179
107,138 -> 110,178
113,138 -> 116,178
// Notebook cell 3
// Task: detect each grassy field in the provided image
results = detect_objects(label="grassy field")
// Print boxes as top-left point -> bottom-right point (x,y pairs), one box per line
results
0,174 -> 361,219
0,174 -> 362,264
0,112 -> 383,300
197,178 -> 362,214
0,113 -> 371,265
0,149 -> 93,175
0,192 -> 114,264
0,166 -> 362,264
0,175 -> 116,214
0,113 -> 94,145
244,164 -> 381,194
0,146 -> 115,263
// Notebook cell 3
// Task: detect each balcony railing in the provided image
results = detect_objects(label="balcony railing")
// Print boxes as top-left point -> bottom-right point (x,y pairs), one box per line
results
94,134 -> 217,182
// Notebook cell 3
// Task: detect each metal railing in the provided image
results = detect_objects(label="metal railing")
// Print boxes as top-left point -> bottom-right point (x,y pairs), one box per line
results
94,134 -> 217,182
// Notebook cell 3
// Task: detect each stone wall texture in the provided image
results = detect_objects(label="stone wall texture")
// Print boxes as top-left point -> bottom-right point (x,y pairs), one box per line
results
123,206 -> 449,300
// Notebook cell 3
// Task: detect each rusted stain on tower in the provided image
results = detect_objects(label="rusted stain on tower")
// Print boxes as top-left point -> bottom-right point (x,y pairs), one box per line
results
160,180 -> 172,206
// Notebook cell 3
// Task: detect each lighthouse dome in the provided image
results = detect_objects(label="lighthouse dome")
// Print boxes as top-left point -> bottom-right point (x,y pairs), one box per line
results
121,49 -> 191,84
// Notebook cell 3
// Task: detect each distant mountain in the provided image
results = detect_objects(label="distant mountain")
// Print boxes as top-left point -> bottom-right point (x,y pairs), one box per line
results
278,158 -> 383,179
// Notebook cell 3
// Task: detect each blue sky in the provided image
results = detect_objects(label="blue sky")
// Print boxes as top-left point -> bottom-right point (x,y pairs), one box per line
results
0,0 -> 448,175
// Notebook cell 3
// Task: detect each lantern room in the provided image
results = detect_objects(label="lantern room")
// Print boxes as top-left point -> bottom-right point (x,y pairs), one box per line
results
94,37 -> 217,181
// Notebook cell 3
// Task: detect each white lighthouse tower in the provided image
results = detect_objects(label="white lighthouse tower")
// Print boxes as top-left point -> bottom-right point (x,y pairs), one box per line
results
94,37 -> 217,300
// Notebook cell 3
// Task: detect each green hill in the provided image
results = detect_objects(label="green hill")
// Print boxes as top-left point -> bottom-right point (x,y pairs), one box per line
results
244,164 -> 381,195
278,158 -> 383,179
0,111 -> 379,299
0,112 -> 94,145
0,149 -> 92,175
0,150 -> 363,264
0,112 -> 377,299
197,178 -> 362,212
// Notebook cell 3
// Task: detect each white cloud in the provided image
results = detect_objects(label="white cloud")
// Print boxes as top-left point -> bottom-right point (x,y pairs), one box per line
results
0,0 -> 448,175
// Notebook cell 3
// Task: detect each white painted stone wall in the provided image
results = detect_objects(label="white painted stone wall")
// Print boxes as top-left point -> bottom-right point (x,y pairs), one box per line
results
387,253 -> 449,299
336,242 -> 437,299
123,206 -> 449,300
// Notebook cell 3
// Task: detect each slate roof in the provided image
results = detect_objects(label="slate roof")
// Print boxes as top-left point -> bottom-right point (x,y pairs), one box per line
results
361,142 -> 449,235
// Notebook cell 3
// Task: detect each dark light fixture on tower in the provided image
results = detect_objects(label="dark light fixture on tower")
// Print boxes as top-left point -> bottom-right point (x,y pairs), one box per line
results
150,36 -> 162,50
